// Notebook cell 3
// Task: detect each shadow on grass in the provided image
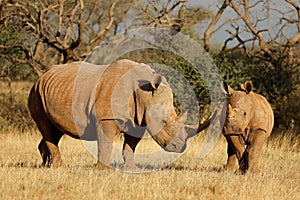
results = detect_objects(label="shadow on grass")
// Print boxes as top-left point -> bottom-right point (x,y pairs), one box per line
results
163,163 -> 225,173
1,161 -> 226,174
1,161 -> 41,169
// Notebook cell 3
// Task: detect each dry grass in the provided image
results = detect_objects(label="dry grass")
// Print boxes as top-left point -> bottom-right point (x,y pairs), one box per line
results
0,129 -> 299,200
1,81 -> 300,199
0,81 -> 34,131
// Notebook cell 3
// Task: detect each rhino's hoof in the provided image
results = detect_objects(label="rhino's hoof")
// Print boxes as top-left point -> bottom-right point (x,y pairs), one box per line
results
234,169 -> 247,175
50,160 -> 67,169
95,162 -> 111,170
121,164 -> 140,173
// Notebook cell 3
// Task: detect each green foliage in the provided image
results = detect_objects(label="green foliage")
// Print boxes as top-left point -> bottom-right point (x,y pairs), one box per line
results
0,25 -> 36,81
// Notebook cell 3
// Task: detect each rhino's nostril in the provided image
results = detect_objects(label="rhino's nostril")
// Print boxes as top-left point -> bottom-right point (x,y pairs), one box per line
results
171,143 -> 176,150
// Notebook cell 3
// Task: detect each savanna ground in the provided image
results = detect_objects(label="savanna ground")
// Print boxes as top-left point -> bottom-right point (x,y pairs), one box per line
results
1,82 -> 300,200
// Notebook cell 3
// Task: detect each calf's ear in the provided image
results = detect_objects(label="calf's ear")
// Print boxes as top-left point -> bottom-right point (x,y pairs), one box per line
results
221,81 -> 234,95
241,81 -> 253,94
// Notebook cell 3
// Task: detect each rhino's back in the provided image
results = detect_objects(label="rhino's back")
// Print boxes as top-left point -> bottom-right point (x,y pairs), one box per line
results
30,61 -> 108,137
250,92 -> 274,135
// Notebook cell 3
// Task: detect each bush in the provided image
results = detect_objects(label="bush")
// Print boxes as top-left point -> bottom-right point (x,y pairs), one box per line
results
0,81 -> 35,132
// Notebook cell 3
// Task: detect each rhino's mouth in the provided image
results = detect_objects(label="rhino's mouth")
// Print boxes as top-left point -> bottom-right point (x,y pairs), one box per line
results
225,125 -> 248,135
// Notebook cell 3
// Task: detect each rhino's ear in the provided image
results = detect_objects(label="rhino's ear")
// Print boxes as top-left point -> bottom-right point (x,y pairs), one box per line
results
241,81 -> 253,94
151,73 -> 162,90
221,81 -> 234,95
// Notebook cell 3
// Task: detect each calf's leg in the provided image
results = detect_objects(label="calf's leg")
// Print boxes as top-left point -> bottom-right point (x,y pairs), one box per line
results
225,137 -> 237,171
225,135 -> 246,173
245,130 -> 267,173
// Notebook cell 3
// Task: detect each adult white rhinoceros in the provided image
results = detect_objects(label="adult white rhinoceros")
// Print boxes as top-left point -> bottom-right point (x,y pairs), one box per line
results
221,81 -> 274,174
28,59 -> 210,170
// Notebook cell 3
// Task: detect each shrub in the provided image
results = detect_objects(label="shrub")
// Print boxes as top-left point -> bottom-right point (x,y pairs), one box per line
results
0,81 -> 34,132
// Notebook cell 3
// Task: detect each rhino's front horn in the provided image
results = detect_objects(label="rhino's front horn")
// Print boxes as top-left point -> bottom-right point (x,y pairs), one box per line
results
228,104 -> 234,118
184,111 -> 216,139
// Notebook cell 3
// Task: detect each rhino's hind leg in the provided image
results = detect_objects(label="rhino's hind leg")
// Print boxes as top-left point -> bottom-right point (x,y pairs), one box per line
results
38,127 -> 65,168
33,115 -> 65,168
29,100 -> 65,167
38,139 -> 51,167
38,137 -> 64,168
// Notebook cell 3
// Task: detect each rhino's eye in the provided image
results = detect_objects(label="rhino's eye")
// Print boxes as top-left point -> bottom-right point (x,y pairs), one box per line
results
244,112 -> 247,116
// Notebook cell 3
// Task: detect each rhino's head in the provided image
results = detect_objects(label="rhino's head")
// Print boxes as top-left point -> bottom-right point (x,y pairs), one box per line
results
143,74 -> 208,153
110,62 -> 209,153
221,81 -> 254,135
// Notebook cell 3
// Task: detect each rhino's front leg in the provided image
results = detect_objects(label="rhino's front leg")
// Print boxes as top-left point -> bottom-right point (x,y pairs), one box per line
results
245,129 -> 268,173
95,120 -> 119,170
225,135 -> 246,173
122,130 -> 144,171
225,137 -> 237,171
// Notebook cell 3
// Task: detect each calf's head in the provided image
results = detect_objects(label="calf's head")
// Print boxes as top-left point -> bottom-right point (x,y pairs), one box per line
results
221,81 -> 254,135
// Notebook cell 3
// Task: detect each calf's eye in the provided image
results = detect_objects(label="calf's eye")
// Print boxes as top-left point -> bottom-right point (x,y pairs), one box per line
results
244,112 -> 247,116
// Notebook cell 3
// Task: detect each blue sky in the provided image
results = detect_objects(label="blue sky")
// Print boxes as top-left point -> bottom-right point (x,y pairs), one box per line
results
188,0 -> 299,45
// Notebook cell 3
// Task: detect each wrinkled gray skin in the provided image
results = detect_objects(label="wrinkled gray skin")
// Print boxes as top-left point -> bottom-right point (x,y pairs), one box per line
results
28,59 -> 210,170
221,81 -> 274,174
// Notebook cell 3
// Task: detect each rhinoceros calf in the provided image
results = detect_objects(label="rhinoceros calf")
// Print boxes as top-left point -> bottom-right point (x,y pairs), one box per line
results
28,59 -> 209,170
221,81 -> 274,174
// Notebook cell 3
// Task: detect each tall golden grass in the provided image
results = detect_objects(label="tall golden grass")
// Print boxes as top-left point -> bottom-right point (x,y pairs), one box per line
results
0,129 -> 299,200
1,81 -> 299,199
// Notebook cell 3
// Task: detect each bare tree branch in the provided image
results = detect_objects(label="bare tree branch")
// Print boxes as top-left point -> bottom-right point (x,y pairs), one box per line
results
134,0 -> 186,32
230,0 -> 274,61
0,0 -> 127,75
204,0 -> 300,69
204,0 -> 231,51
88,0 -> 118,48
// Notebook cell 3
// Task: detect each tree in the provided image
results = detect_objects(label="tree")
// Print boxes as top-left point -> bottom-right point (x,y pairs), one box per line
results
0,0 -> 204,77
0,0 -> 133,76
204,0 -> 300,68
